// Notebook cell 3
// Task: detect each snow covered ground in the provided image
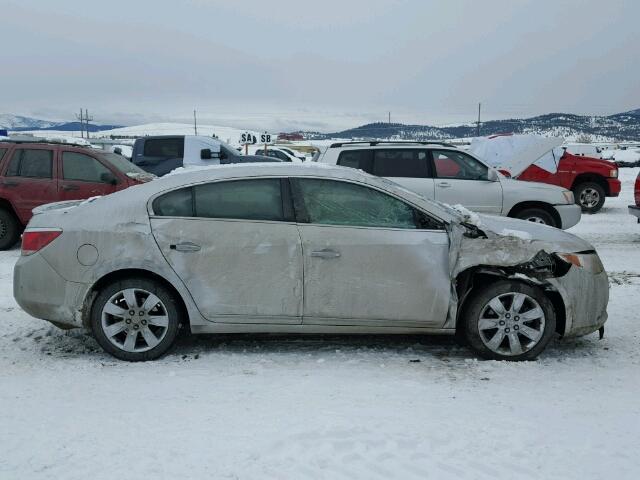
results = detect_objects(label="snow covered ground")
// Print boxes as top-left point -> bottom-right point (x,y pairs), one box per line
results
1,170 -> 639,480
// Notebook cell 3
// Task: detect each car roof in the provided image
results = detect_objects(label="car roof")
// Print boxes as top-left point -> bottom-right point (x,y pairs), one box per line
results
328,140 -> 458,149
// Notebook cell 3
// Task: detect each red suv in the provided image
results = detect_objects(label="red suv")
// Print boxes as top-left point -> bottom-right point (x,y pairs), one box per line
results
518,151 -> 621,213
0,141 -> 153,249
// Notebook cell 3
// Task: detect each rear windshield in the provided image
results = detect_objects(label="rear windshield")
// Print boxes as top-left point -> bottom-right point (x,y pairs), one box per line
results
97,152 -> 148,175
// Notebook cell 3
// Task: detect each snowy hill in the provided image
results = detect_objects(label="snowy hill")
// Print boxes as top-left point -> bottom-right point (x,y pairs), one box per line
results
309,110 -> 640,142
0,114 -> 62,130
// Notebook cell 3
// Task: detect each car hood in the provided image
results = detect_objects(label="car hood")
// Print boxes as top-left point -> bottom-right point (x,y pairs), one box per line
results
470,134 -> 565,177
476,213 -> 593,252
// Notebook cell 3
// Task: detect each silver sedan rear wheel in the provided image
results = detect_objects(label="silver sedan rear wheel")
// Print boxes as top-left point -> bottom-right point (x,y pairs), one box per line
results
91,278 -> 181,361
101,288 -> 170,353
478,292 -> 545,356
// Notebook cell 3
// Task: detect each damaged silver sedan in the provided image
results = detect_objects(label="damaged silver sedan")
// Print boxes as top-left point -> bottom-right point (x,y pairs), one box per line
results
13,163 -> 609,361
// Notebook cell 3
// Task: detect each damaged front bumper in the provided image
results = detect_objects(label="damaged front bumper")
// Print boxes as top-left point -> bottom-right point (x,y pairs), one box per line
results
548,265 -> 609,337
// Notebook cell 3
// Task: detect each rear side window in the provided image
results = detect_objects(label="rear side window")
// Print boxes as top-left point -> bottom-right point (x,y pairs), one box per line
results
337,150 -> 371,172
143,138 -> 184,158
62,152 -> 113,182
194,179 -> 284,221
153,188 -> 193,217
372,150 -> 429,178
0,148 -> 6,161
152,179 -> 285,221
6,149 -> 53,178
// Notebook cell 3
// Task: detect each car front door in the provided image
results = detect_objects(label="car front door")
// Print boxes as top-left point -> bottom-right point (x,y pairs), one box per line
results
59,151 -> 119,200
292,177 -> 450,328
430,149 -> 503,213
1,146 -> 58,224
149,177 -> 303,323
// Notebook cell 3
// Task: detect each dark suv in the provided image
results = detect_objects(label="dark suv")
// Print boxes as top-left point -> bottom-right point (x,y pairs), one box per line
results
131,136 -> 278,176
0,140 -> 153,249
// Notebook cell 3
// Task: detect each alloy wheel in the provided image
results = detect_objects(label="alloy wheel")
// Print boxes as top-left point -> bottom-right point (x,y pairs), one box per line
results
579,188 -> 601,209
101,288 -> 170,353
477,292 -> 546,356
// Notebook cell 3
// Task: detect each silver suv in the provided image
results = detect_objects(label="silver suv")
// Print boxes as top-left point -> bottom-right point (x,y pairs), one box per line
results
320,141 -> 580,229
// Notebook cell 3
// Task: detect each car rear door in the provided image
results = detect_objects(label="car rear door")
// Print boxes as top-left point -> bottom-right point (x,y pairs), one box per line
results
430,149 -> 503,213
149,177 -> 303,323
292,177 -> 450,327
58,150 -> 119,200
0,146 -> 58,224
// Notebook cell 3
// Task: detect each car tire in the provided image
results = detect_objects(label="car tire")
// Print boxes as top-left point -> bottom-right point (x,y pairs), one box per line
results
462,280 -> 556,361
513,208 -> 556,227
0,208 -> 20,250
90,277 -> 181,361
573,182 -> 605,213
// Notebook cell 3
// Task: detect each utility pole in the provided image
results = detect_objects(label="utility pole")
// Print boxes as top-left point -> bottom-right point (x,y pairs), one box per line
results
76,109 -> 85,138
476,103 -> 482,137
193,109 -> 198,136
84,109 -> 93,139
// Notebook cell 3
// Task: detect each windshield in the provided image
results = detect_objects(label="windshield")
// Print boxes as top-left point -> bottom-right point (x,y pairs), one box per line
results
97,152 -> 148,175
220,141 -> 240,158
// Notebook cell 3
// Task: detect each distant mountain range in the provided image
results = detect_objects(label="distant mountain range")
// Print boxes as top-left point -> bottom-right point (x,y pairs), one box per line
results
3,109 -> 640,142
0,114 -> 122,133
305,109 -> 640,142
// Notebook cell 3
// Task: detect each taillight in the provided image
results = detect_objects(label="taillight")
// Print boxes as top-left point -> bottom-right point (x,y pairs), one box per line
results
21,230 -> 62,256
635,174 -> 640,207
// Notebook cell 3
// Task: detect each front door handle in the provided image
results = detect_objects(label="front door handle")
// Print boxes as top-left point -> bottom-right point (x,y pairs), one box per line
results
1,180 -> 18,187
437,182 -> 451,188
61,184 -> 79,191
170,242 -> 201,252
310,249 -> 341,259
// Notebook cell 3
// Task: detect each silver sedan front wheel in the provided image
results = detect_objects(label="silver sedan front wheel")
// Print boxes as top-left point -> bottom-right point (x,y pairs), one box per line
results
463,280 -> 556,361
478,292 -> 545,356
91,278 -> 181,361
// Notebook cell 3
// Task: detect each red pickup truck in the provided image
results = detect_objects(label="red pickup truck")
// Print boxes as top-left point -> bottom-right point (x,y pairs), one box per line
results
470,135 -> 621,214
518,150 -> 621,213
0,140 -> 153,249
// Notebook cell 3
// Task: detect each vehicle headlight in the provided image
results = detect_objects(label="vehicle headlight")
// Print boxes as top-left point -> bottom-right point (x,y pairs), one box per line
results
609,168 -> 618,178
556,252 -> 604,274
562,190 -> 575,204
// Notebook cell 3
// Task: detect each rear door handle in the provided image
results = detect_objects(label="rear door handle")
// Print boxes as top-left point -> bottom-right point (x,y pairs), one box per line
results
61,184 -> 79,191
437,182 -> 451,188
170,242 -> 201,252
310,249 -> 341,259
0,180 -> 18,187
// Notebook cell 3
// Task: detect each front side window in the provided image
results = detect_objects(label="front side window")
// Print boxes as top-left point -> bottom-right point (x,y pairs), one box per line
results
0,148 -> 6,161
6,149 -> 53,178
152,179 -> 285,221
373,149 -> 429,178
295,178 -> 418,229
143,138 -> 184,158
432,150 -> 488,180
62,152 -> 113,182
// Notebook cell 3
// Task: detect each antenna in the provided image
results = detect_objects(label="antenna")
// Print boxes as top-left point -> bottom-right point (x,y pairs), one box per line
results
193,109 -> 198,136
476,103 -> 481,137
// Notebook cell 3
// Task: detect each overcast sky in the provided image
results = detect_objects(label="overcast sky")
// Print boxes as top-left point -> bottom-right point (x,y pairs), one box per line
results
1,0 -> 639,131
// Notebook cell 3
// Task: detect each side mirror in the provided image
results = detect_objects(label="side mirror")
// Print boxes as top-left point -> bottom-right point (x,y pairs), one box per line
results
487,168 -> 500,182
201,149 -> 221,160
101,172 -> 117,185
